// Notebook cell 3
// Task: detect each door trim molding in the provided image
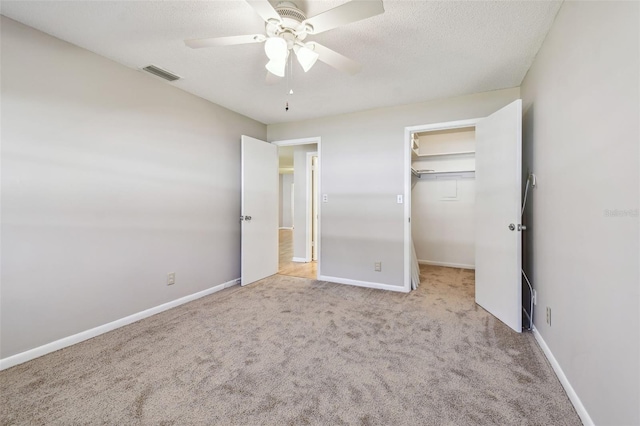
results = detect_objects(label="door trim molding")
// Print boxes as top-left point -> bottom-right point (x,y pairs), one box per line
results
305,151 -> 318,263
271,137 -> 319,147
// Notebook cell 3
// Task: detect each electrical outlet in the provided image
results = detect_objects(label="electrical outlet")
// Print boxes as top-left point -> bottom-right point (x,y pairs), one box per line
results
374,261 -> 382,272
322,194 -> 328,203
532,289 -> 537,305
546,306 -> 551,326
167,272 -> 176,286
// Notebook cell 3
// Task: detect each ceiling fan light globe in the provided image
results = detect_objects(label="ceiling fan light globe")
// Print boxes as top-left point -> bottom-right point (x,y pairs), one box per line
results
264,37 -> 288,60
265,59 -> 287,77
295,46 -> 319,72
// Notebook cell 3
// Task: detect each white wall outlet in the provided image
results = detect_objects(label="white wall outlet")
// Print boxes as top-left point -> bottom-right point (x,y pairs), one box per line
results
546,306 -> 551,326
532,289 -> 537,305
374,261 -> 382,272
167,272 -> 176,286
322,194 -> 328,203
397,194 -> 403,204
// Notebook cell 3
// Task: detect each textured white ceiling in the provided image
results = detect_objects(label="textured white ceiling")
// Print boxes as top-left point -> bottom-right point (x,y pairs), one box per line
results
0,1 -> 561,124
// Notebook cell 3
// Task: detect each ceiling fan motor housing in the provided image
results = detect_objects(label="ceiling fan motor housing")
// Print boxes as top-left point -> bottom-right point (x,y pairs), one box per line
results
267,1 -> 309,45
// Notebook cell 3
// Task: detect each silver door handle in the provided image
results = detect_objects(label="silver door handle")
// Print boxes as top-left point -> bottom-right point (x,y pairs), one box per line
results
509,223 -> 516,231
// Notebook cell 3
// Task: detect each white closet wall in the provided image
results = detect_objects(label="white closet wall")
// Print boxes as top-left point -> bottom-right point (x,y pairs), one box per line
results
412,177 -> 475,268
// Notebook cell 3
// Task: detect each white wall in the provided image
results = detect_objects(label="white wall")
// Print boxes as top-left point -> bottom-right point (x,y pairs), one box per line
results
412,175 -> 475,269
268,88 -> 520,287
521,2 -> 639,425
0,17 -> 266,359
279,173 -> 293,228
292,144 -> 317,260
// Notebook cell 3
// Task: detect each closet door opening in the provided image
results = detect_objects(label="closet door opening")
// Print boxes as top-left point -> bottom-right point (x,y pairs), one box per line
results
405,100 -> 523,332
411,126 -> 478,272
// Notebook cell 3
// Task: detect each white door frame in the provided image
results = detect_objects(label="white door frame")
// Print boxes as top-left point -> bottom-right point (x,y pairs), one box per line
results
272,137 -> 321,278
311,155 -> 319,261
403,118 -> 481,292
306,151 -> 318,262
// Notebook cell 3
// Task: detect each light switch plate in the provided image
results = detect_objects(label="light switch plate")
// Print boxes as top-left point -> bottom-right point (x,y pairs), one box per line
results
397,195 -> 403,204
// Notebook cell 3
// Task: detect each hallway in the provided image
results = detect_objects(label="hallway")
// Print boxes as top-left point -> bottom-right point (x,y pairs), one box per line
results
278,229 -> 317,279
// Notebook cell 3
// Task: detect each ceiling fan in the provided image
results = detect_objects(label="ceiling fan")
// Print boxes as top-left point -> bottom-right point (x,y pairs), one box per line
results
185,0 -> 384,78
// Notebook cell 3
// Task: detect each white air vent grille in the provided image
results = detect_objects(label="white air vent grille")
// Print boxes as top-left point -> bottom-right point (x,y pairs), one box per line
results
142,65 -> 181,82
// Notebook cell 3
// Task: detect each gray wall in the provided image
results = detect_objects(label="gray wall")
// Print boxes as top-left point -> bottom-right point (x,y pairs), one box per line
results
279,173 -> 293,228
268,88 -> 520,286
520,2 -> 639,424
292,145 -> 317,260
0,17 -> 266,359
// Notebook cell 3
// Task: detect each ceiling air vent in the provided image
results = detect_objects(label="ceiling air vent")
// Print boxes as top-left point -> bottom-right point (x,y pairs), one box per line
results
142,65 -> 181,82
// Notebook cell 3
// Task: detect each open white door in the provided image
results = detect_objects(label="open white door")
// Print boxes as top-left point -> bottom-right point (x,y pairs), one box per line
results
241,135 -> 278,286
475,100 -> 522,332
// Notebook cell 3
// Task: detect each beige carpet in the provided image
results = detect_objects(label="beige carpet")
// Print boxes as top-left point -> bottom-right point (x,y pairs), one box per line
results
0,266 -> 581,425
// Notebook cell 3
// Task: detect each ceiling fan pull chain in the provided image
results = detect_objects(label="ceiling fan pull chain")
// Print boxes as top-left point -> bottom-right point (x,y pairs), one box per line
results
288,54 -> 293,95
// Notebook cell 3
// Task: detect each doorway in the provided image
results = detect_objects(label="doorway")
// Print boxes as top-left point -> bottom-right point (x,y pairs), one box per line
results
274,137 -> 321,279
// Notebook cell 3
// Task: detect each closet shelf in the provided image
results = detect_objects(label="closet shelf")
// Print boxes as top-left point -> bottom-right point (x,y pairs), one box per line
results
414,150 -> 475,158
412,168 -> 475,177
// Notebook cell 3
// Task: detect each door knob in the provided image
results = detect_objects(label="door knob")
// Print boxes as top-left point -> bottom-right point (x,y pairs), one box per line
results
508,223 -> 516,231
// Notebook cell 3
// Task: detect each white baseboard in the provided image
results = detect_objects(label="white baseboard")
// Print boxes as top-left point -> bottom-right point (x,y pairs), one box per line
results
532,326 -> 594,426
292,257 -> 308,263
318,275 -> 409,293
418,259 -> 475,270
0,278 -> 240,371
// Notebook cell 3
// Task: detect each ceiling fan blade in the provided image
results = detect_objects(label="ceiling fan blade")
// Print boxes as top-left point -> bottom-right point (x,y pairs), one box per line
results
185,34 -> 265,49
265,71 -> 283,85
302,0 -> 384,35
246,0 -> 282,24
307,42 -> 362,75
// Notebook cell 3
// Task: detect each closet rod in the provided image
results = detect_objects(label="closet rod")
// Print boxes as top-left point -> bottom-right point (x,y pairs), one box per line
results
413,169 -> 475,178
